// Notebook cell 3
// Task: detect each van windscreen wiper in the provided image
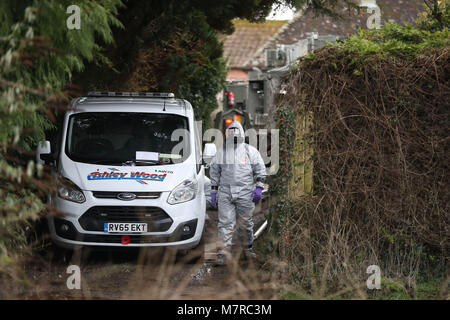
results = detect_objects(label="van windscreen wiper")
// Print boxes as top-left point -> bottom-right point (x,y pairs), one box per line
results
79,159 -> 125,165
121,160 -> 162,166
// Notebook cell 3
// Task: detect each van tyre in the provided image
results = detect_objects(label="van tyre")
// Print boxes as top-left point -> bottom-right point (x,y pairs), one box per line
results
177,236 -> 205,264
190,235 -> 205,264
49,244 -> 73,264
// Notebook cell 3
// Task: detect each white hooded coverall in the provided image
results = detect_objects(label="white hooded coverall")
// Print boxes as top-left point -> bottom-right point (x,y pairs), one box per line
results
209,121 -> 266,252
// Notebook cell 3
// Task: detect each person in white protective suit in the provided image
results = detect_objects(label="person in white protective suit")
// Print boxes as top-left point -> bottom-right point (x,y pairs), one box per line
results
209,120 -> 266,265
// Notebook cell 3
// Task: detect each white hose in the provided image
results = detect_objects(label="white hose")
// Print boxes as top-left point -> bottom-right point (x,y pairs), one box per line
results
254,220 -> 268,240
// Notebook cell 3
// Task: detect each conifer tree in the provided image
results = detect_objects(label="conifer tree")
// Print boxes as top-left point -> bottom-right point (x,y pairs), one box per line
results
0,0 -> 123,264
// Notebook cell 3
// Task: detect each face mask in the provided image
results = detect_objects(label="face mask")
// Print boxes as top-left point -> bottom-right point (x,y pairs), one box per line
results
229,128 -> 240,135
227,127 -> 242,144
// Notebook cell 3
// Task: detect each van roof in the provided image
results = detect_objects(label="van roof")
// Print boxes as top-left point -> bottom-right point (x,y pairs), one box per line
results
70,94 -> 193,116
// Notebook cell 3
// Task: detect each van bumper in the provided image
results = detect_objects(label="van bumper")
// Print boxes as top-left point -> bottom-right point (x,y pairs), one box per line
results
50,217 -> 201,250
48,191 -> 205,250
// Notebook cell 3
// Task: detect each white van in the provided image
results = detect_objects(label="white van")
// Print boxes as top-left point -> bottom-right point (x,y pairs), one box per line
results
37,92 -> 212,250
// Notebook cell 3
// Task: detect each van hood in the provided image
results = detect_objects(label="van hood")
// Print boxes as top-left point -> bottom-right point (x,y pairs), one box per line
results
63,162 -> 193,192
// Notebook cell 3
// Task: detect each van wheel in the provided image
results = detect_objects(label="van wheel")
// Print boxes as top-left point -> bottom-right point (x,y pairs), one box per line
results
177,236 -> 205,264
49,244 -> 74,264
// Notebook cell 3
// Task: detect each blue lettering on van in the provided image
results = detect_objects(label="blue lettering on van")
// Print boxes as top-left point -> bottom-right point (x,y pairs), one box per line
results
87,171 -> 167,185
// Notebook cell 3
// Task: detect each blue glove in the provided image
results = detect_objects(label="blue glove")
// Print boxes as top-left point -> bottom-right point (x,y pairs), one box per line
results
252,187 -> 263,203
211,192 -> 217,209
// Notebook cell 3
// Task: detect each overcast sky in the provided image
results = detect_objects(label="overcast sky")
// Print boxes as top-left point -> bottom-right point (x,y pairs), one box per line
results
266,4 -> 295,20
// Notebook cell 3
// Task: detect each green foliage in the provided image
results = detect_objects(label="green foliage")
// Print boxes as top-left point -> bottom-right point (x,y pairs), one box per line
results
298,13 -> 449,77
272,8 -> 449,297
76,0 -> 361,127
0,0 -> 124,266
334,23 -> 449,59
151,8 -> 227,126
291,0 -> 359,18
268,102 -> 296,240
365,277 -> 447,300
74,0 -> 228,126
0,0 -> 123,149
417,0 -> 450,32
298,2 -> 449,71
282,276 -> 447,299
279,288 -> 312,300
184,0 -> 360,33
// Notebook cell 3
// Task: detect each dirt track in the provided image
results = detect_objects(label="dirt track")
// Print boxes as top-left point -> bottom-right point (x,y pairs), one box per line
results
18,204 -> 275,300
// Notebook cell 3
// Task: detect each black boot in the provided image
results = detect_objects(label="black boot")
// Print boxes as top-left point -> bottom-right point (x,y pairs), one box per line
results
243,246 -> 256,260
215,248 -> 231,266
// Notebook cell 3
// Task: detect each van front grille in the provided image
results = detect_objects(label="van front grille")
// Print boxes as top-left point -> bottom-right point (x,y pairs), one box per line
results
79,206 -> 172,232
92,191 -> 161,199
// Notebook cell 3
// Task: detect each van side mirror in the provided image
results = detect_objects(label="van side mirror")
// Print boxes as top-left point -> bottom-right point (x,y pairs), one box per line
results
37,141 -> 53,165
203,143 -> 217,167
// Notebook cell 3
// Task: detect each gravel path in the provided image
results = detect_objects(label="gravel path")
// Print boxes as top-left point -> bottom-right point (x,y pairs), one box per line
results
17,203 -> 274,300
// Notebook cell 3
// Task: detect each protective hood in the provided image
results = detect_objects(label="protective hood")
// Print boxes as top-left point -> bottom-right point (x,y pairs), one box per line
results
225,120 -> 245,145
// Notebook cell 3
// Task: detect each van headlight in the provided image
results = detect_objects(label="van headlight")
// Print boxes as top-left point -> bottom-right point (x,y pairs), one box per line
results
57,178 -> 86,203
167,178 -> 198,205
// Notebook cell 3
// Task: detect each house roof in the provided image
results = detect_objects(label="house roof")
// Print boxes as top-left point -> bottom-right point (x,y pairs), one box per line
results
249,0 -> 425,67
274,0 -> 424,44
221,19 -> 288,69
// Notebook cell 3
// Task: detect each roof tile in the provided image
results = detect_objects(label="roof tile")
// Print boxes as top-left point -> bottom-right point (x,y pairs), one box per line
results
222,19 -> 288,68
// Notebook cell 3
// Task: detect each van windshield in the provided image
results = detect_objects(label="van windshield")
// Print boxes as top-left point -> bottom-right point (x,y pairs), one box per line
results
65,112 -> 190,165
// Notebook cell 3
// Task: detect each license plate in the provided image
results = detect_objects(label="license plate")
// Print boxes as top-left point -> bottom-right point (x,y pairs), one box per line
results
104,223 -> 147,233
